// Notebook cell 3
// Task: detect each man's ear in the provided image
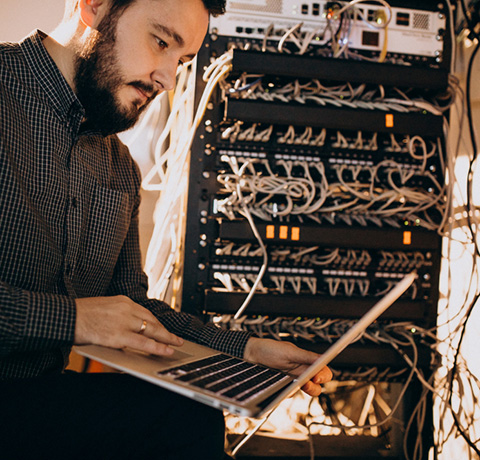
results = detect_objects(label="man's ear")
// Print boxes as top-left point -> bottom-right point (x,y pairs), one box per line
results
78,0 -> 107,28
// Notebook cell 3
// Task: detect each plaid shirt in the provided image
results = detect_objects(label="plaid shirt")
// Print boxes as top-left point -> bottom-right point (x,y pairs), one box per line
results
0,30 -> 251,380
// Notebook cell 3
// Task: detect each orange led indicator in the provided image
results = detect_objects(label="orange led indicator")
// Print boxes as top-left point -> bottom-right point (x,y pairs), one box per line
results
385,113 -> 394,128
403,230 -> 412,245
291,227 -> 300,241
266,225 -> 275,239
279,226 -> 288,239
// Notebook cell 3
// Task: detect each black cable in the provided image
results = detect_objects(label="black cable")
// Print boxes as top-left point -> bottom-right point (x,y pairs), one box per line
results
318,393 -> 346,434
465,37 -> 480,258
460,0 -> 480,40
447,292 -> 480,456
449,29 -> 480,440
447,19 -> 480,454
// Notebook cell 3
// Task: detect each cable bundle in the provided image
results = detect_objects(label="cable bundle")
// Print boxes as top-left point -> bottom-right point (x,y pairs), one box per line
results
216,154 -> 448,232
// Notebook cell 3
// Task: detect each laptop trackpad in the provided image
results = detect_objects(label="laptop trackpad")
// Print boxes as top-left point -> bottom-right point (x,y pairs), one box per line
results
128,348 -> 195,368
160,349 -> 194,362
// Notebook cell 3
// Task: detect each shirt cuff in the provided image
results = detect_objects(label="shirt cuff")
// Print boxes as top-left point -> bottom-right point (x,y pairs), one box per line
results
23,290 -> 76,351
208,326 -> 254,358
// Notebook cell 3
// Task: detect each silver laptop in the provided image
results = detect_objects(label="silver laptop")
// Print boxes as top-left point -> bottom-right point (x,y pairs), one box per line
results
74,271 -> 416,417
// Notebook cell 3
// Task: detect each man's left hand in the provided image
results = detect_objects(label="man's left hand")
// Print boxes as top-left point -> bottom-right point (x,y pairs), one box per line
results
244,337 -> 333,397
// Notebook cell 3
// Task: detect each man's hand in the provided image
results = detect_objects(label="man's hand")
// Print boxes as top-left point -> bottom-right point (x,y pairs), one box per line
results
244,337 -> 333,397
74,296 -> 183,356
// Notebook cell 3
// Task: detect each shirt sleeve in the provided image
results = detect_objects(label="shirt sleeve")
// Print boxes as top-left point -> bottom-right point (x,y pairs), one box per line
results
105,161 -> 253,359
0,281 -> 76,357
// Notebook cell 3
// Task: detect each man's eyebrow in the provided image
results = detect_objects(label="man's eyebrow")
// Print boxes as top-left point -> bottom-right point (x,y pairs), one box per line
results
151,22 -> 196,60
152,23 -> 183,46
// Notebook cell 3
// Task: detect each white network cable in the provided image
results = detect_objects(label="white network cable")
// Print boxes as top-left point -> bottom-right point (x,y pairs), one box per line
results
131,51 -> 233,302
270,0 -> 392,61
219,305 -> 479,459
216,154 -> 446,231
230,77 -> 451,116
219,155 -> 269,320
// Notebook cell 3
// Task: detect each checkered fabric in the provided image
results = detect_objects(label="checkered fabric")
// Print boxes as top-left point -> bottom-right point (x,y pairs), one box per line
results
0,30 -> 251,380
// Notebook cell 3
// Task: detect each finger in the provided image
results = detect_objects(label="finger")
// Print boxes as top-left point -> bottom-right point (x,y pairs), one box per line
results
126,332 -> 178,357
300,367 -> 332,397
130,306 -> 183,346
136,317 -> 183,347
286,346 -> 323,368
312,366 -> 333,385
301,380 -> 323,397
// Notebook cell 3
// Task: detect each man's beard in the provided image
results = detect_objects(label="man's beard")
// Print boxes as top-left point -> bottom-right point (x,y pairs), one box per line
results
74,11 -> 158,136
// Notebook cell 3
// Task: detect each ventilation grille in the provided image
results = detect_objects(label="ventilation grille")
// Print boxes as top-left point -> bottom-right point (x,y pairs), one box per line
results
413,13 -> 430,30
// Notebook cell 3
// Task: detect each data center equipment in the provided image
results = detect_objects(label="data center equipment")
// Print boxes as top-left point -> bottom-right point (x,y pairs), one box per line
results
180,1 -> 453,458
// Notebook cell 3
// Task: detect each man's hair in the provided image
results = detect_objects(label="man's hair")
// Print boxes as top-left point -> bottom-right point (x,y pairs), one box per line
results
63,0 -> 226,20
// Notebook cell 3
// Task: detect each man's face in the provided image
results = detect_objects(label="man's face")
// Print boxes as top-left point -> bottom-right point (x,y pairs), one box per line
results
74,0 -> 209,135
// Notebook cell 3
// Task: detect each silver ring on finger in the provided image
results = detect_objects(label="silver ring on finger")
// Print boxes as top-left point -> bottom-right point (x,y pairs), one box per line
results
139,320 -> 147,334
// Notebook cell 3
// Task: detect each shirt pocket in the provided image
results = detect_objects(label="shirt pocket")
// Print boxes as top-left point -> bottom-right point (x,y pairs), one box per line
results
78,185 -> 131,295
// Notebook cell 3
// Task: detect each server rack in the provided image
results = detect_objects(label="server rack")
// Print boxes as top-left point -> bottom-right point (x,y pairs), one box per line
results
180,1 -> 453,458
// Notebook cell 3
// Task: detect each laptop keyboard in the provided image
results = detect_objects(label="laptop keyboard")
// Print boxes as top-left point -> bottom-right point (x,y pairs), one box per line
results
158,354 -> 291,402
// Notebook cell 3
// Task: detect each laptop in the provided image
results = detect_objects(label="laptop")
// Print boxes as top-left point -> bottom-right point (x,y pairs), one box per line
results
74,271 -> 416,417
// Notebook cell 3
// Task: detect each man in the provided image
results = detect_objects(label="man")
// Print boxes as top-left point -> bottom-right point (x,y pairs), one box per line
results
0,0 -> 332,458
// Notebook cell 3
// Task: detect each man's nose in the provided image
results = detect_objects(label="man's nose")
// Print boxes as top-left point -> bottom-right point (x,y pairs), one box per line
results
152,58 -> 178,93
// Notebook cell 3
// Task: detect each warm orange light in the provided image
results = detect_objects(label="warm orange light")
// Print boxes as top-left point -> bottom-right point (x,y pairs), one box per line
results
386,114 -> 394,128
266,225 -> 275,239
279,226 -> 288,239
403,230 -> 412,245
291,227 -> 300,241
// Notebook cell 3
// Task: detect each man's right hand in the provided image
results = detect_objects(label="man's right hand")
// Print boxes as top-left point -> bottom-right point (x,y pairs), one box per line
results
74,296 -> 183,356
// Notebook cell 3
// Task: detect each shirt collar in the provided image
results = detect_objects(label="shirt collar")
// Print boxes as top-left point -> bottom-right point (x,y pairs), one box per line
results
19,30 -> 85,134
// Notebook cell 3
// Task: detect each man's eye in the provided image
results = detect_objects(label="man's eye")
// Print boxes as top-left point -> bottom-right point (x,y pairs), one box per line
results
155,37 -> 168,49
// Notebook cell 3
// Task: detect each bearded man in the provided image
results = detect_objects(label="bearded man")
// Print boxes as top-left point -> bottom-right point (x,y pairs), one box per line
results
0,1 -> 332,458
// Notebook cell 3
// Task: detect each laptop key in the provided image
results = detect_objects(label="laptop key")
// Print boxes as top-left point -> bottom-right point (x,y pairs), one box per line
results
236,373 -> 290,401
159,354 -> 232,377
158,352 -> 290,404
175,358 -> 240,382
189,362 -> 252,389
220,369 -> 272,399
